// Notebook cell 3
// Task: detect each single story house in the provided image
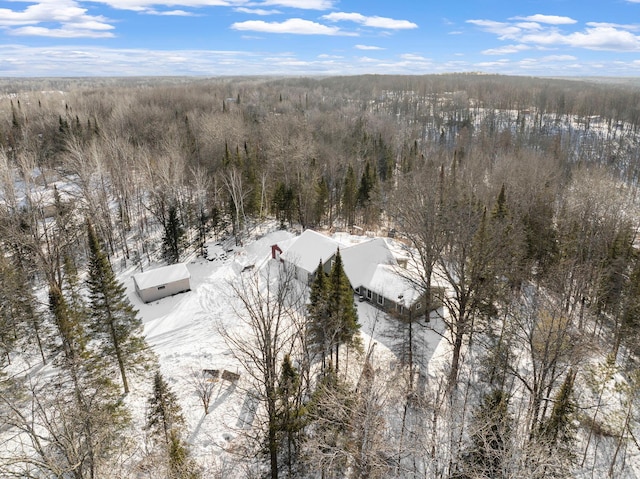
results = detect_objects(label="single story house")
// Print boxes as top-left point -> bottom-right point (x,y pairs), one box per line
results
133,263 -> 191,303
273,230 -> 440,317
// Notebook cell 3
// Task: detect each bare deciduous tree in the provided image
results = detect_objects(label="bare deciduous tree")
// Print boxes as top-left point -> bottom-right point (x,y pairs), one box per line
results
217,262 -> 305,479
189,368 -> 217,415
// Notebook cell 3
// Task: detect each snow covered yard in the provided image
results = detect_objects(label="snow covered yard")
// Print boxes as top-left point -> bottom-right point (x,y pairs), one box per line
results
122,228 -> 447,467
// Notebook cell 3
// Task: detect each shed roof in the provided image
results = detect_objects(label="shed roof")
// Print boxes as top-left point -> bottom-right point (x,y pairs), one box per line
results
281,229 -> 342,274
133,263 -> 190,290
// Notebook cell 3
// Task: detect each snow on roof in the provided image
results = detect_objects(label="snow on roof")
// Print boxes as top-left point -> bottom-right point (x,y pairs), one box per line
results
341,237 -> 396,290
369,264 -> 421,305
133,263 -> 190,290
280,229 -> 342,274
340,238 -> 422,304
279,230 -> 427,305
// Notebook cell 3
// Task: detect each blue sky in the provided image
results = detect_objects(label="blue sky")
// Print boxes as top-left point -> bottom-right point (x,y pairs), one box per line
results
1,0 -> 640,76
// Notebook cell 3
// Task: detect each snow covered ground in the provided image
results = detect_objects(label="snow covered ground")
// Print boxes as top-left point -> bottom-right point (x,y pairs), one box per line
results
122,226 -> 447,467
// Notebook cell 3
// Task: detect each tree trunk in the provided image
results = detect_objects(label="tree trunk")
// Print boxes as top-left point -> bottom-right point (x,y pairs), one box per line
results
448,328 -> 464,392
108,312 -> 129,394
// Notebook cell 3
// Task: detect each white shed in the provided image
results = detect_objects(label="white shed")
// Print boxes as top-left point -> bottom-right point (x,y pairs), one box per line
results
133,263 -> 191,303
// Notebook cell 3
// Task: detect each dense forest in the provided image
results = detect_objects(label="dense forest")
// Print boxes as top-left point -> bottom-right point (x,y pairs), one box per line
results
2,74 -> 640,478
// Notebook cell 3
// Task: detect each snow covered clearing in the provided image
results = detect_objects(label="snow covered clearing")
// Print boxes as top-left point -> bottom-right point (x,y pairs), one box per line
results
122,227 -> 447,467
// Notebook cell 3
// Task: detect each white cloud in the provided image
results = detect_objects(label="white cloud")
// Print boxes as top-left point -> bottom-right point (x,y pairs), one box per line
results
1,44 -> 639,77
521,25 -> 640,51
235,7 -> 281,15
10,25 -> 114,37
231,18 -> 350,35
94,0 -> 334,11
355,44 -> 384,50
466,20 -> 522,39
0,45 -> 263,76
586,22 -> 640,31
356,56 -> 379,63
475,59 -> 510,68
512,14 -> 577,25
469,16 -> 640,51
147,9 -> 196,15
515,22 -> 542,30
0,0 -> 116,37
88,0 -> 241,12
0,0 -> 111,27
400,53 -> 430,62
322,12 -> 417,30
539,54 -> 577,61
520,55 -> 577,64
261,0 -> 335,9
482,44 -> 530,55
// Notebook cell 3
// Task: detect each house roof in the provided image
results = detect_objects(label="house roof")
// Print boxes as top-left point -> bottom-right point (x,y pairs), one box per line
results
341,238 -> 421,304
341,237 -> 395,290
369,264 -> 421,305
277,230 -> 428,306
133,263 -> 190,290
281,229 -> 342,274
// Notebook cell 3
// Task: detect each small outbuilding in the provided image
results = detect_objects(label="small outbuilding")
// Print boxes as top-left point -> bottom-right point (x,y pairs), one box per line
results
133,263 -> 191,303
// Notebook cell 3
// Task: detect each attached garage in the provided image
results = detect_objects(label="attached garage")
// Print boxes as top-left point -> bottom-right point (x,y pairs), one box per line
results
133,263 -> 191,303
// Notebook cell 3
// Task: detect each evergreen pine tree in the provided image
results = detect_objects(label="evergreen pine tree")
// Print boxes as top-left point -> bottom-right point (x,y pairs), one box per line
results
375,133 -> 394,181
621,256 -> 640,357
535,370 -> 577,477
303,365 -> 354,476
272,182 -> 296,229
277,354 -> 304,476
168,429 -> 199,479
357,162 -> 379,226
86,220 -> 151,394
357,162 -> 374,208
457,389 -> 512,479
597,224 -> 634,318
0,252 -> 46,365
147,371 -> 185,444
522,191 -> 559,279
147,371 -> 199,478
491,184 -> 508,221
162,203 -> 185,264
48,283 -> 88,368
49,269 -> 130,479
342,166 -> 357,227
539,370 -> 577,449
314,177 -> 329,227
328,250 -> 360,370
307,261 -> 332,368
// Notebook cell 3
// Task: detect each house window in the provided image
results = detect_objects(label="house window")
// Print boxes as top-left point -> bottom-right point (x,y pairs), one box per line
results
157,285 -> 166,290
415,302 -> 422,311
367,289 -> 372,300
355,287 -> 360,294
377,295 -> 384,306
396,304 -> 404,314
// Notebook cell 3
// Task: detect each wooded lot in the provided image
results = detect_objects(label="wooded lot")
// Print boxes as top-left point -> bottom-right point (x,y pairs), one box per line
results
1,74 -> 640,478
